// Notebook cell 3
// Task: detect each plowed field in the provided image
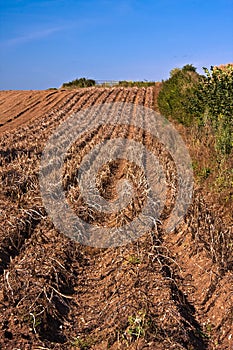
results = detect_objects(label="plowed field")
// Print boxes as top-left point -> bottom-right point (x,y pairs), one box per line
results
0,87 -> 232,350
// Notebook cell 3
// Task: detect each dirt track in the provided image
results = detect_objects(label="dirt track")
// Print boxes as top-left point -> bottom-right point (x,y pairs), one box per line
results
0,87 -> 232,349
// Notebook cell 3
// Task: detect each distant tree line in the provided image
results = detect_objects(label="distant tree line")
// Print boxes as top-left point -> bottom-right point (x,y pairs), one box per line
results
62,77 -> 96,88
61,78 -> 158,88
117,80 -> 156,87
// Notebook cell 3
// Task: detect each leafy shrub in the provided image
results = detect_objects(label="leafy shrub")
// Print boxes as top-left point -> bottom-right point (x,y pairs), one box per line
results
158,63 -> 233,154
62,77 -> 96,88
157,64 -> 200,125
192,64 -> 233,154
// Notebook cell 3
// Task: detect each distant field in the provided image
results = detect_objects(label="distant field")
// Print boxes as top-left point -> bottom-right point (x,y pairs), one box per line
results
0,89 -> 77,132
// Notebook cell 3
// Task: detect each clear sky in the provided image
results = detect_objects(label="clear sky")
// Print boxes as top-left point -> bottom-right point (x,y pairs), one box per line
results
0,0 -> 233,90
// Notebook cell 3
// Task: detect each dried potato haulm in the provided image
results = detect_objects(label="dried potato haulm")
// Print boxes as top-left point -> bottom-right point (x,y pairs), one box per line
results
0,87 -> 232,349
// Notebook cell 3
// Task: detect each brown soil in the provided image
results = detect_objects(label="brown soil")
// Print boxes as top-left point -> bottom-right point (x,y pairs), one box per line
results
0,87 -> 232,350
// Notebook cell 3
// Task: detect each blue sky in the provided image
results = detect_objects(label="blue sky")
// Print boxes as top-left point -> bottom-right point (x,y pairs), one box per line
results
0,0 -> 233,90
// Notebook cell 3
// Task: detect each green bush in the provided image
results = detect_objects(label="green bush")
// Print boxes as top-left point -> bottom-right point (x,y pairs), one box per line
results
158,63 -> 233,154
62,77 -> 96,88
157,64 -> 200,125
193,65 -> 233,154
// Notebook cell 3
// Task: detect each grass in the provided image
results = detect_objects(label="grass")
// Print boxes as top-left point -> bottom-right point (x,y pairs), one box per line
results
127,312 -> 146,339
127,255 -> 141,265
71,336 -> 95,349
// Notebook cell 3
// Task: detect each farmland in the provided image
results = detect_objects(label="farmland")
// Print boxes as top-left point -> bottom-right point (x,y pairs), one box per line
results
0,86 -> 232,349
